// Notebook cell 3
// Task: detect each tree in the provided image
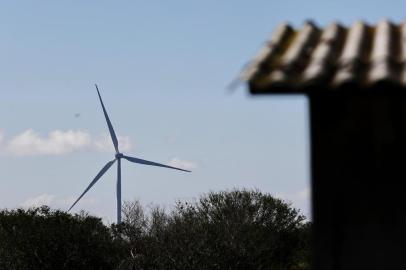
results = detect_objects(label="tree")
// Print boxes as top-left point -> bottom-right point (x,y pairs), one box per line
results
118,189 -> 311,270
0,190 -> 311,269
0,206 -> 122,270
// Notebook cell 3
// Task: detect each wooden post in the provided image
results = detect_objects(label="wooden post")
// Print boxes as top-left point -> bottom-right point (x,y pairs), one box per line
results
310,91 -> 406,269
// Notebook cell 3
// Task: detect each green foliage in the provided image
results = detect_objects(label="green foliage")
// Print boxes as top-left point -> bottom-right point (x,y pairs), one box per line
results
117,189 -> 311,270
0,206 -> 121,270
0,190 -> 311,269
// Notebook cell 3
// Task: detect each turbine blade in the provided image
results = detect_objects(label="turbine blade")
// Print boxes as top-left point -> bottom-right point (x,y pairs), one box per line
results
95,84 -> 119,153
68,159 -> 116,212
123,155 -> 191,172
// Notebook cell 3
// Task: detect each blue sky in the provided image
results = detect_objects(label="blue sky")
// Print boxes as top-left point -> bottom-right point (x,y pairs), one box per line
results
0,1 -> 404,223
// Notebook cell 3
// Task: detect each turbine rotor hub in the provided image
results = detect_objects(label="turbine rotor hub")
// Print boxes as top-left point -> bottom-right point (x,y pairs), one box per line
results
116,153 -> 124,159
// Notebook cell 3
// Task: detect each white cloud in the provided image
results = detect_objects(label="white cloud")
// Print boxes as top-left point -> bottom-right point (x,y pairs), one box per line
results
7,129 -> 91,156
296,187 -> 310,201
93,133 -> 132,152
21,193 -> 56,208
2,129 -> 133,157
21,193 -> 97,209
59,196 -> 97,208
276,187 -> 310,202
168,158 -> 197,170
0,130 -> 4,145
275,188 -> 311,219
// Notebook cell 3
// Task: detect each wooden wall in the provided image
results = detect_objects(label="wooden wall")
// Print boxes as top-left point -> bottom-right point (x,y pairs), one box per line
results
310,91 -> 406,269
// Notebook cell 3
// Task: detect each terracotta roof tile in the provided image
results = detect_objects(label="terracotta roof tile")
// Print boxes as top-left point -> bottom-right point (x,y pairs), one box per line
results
245,19 -> 406,93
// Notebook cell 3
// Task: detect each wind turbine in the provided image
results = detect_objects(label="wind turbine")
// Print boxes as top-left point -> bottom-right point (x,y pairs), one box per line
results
68,85 -> 191,224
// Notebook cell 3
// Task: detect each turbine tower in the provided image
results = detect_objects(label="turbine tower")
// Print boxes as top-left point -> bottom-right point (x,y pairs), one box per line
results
68,85 -> 190,224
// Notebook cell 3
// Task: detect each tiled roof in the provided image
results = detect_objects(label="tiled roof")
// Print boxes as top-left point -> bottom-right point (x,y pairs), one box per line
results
245,19 -> 406,94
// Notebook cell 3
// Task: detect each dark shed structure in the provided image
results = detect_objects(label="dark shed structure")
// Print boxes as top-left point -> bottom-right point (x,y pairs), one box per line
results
244,19 -> 406,269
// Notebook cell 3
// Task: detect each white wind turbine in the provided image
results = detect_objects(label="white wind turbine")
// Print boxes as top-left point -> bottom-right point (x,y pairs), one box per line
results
68,85 -> 191,224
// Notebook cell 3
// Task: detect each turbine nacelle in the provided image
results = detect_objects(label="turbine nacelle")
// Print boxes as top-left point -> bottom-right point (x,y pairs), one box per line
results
115,152 -> 124,159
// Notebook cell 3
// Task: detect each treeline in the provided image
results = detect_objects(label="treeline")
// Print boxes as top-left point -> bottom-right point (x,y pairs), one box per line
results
0,189 -> 311,270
